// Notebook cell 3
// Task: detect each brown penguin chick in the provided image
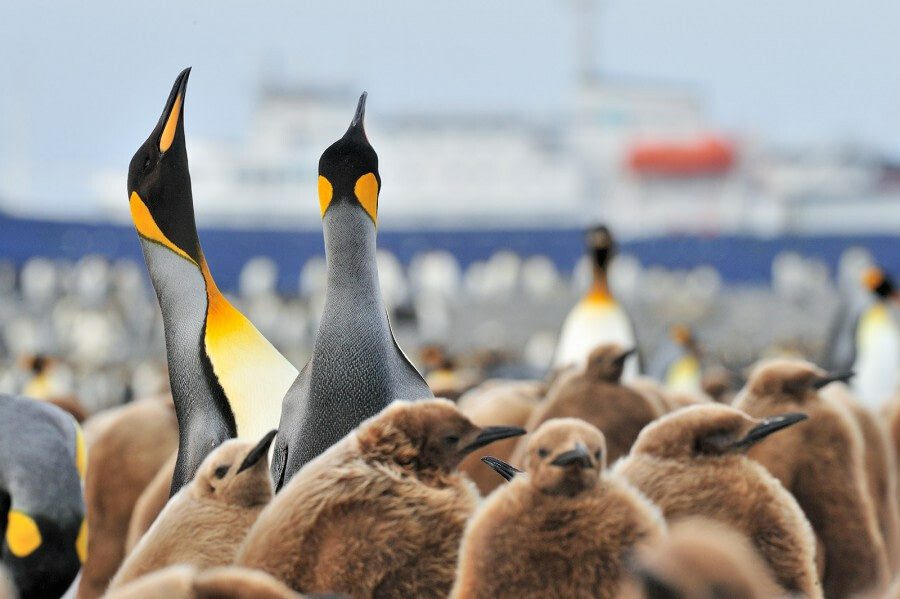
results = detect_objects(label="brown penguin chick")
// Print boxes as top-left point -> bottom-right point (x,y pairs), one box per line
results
236,399 -> 525,597
888,391 -> 900,492
615,403 -> 821,598
109,431 -> 277,589
734,359 -> 890,596
515,344 -> 663,466
104,565 -> 309,599
629,517 -> 783,599
125,451 -> 177,554
701,366 -> 739,404
822,383 -> 900,571
457,379 -> 545,495
452,418 -> 665,599
77,396 -> 179,599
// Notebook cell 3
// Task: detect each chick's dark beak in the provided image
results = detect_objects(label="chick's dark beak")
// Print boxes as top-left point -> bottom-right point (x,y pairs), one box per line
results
551,443 -> 593,469
481,456 -> 522,482
736,413 -> 807,450
614,347 -> 637,365
237,429 -> 278,474
812,371 -> 854,390
461,426 -> 526,455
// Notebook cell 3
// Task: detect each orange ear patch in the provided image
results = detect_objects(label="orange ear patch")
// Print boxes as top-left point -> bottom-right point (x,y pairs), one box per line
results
354,173 -> 379,224
6,510 -> 41,557
318,176 -> 334,218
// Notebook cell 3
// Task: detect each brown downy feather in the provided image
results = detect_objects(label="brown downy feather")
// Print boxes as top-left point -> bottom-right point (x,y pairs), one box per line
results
77,396 -> 179,599
822,383 -> 900,572
734,358 -> 890,597
615,403 -> 822,598
125,451 -> 177,554
104,565 -> 308,599
457,379 -> 545,495
109,432 -> 276,589
629,517 -> 783,599
514,344 -> 663,466
237,399 -> 523,597
453,418 -> 665,599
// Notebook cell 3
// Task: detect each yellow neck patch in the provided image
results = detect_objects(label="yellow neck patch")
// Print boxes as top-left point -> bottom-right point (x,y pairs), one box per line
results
159,93 -> 182,153
129,192 -> 196,264
6,510 -> 41,557
200,256 -> 298,440
354,172 -> 379,224
75,518 -> 88,563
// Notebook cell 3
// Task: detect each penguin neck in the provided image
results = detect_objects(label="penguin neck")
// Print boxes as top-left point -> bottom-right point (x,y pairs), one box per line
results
321,201 -> 386,319
587,263 -> 612,303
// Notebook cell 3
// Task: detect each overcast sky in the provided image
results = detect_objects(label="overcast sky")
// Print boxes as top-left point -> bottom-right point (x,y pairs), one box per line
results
1,0 -> 898,212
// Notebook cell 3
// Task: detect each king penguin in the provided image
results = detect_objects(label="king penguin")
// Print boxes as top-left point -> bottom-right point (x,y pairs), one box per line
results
127,68 -> 298,494
272,94 -> 432,489
852,267 -> 900,410
0,394 -> 86,599
552,224 -> 639,379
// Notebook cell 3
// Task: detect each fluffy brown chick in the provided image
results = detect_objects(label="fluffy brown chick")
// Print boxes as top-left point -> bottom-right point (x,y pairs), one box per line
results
236,399 -> 524,597
453,418 -> 665,599
615,403 -> 821,598
734,359 -> 891,597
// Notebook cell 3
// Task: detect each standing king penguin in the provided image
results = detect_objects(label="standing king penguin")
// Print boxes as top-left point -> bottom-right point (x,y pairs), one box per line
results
552,225 -> 639,379
852,267 -> 900,410
271,94 -> 432,489
127,68 -> 298,494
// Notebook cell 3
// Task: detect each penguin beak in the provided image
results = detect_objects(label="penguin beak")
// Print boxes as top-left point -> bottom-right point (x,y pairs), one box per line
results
735,413 -> 807,450
480,456 -> 522,482
551,443 -> 593,469
237,429 -> 278,474
461,426 -> 526,455
343,91 -> 368,141
156,67 -> 191,153
613,348 -> 637,367
812,371 -> 854,390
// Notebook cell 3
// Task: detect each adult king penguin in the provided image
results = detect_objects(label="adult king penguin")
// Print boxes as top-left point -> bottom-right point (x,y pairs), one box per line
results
552,224 -> 638,379
272,94 -> 432,489
127,68 -> 298,494
852,267 -> 900,410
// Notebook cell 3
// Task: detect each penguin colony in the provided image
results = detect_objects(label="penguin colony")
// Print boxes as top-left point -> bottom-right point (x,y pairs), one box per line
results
0,68 -> 898,599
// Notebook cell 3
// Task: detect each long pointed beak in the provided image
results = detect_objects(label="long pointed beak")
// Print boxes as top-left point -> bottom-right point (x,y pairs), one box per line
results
481,456 -> 522,482
736,413 -> 807,450
812,371 -> 854,390
157,67 -> 191,152
344,92 -> 368,141
551,443 -> 593,468
237,429 -> 277,474
461,426 -> 526,455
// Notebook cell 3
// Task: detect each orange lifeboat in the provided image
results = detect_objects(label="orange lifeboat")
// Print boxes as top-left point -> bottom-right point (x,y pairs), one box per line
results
627,136 -> 735,176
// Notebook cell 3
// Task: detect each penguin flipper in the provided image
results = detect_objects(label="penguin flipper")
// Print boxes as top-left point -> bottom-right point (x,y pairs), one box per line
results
387,316 -> 433,398
272,363 -> 311,491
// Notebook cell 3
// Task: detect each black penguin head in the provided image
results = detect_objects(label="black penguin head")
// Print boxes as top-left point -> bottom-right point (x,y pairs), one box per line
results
862,266 -> 895,299
317,93 -> 381,225
586,224 -> 615,270
524,418 -> 605,496
126,67 -> 201,264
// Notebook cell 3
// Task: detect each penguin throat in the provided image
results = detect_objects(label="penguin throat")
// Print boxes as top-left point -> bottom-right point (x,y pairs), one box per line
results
586,273 -> 612,305
322,202 -> 385,310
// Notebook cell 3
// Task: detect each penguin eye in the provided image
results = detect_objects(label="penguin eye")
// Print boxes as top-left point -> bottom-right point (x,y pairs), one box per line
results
538,448 -> 549,458
143,156 -> 152,171
213,465 -> 229,479
594,450 -> 602,460
444,435 -> 460,446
